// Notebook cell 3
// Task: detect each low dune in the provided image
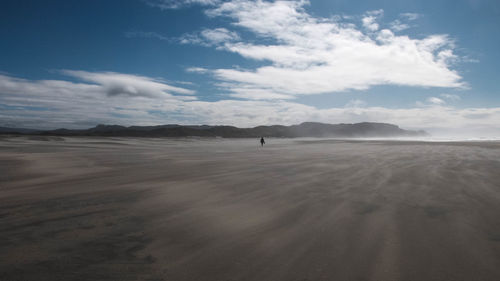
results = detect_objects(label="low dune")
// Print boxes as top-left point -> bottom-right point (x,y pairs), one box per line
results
1,136 -> 500,281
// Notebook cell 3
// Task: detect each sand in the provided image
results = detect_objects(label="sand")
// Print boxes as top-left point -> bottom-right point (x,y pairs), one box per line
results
1,136 -> 500,281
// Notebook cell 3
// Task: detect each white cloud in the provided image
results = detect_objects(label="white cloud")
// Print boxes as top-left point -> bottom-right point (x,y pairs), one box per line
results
367,9 -> 384,17
144,0 -> 219,10
416,96 -> 450,107
124,31 -> 170,41
62,70 -> 194,98
362,16 -> 379,31
227,88 -> 295,100
179,33 -> 205,45
201,28 -> 240,44
400,13 -> 420,21
180,28 -> 240,46
345,99 -> 367,108
427,97 -> 446,105
362,10 -> 383,31
1,73 -> 499,135
186,67 -> 210,73
390,20 -> 410,32
196,0 -> 464,100
440,93 -> 461,101
388,13 -> 420,33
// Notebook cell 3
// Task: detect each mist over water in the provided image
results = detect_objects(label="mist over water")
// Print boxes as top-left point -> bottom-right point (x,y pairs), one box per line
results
293,133 -> 500,142
420,127 -> 500,142
330,126 -> 500,142
327,135 -> 500,142
360,136 -> 500,142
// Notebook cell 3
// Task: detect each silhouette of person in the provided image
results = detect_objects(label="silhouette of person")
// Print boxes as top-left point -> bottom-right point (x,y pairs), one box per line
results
260,137 -> 265,147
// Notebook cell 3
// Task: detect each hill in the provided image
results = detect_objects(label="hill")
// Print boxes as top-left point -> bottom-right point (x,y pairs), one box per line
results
0,122 -> 429,138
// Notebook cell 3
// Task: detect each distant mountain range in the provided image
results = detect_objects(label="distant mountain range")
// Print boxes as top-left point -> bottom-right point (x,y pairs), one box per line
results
0,127 -> 41,134
0,122 -> 428,138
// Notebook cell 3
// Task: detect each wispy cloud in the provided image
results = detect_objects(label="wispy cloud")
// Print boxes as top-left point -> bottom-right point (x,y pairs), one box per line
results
345,99 -> 367,108
416,94 -> 461,107
143,0 -> 220,10
126,28 -> 240,46
440,93 -> 461,101
389,20 -> 410,31
2,2 -> 488,133
124,30 -> 170,41
0,72 -> 196,129
186,67 -> 210,73
400,13 -> 421,21
427,97 -> 446,105
180,28 -> 240,46
362,9 -> 383,31
389,13 -> 421,32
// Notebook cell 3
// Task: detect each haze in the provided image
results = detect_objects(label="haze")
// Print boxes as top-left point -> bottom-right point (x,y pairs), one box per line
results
1,1 -> 500,281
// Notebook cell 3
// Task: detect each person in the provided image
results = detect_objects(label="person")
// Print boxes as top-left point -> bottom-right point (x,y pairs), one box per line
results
260,137 -> 265,147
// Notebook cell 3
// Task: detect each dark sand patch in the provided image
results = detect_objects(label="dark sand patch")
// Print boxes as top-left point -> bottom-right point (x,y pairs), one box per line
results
489,234 -> 500,242
423,205 -> 449,218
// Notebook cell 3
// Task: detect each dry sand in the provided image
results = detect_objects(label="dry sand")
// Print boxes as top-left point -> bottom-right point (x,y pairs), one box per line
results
1,136 -> 500,281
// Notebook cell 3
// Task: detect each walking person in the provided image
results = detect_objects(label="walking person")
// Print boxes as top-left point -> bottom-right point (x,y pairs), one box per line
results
260,137 -> 265,147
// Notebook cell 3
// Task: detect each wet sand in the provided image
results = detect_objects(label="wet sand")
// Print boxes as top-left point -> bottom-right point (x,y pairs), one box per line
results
1,136 -> 500,281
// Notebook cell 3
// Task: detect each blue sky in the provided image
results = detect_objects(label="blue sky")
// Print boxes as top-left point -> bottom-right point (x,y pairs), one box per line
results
1,0 -> 499,134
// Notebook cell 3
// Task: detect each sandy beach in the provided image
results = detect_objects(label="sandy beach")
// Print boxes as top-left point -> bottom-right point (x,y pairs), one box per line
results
1,136 -> 500,281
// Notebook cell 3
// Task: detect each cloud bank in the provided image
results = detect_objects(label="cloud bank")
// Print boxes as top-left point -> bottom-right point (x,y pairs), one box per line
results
1,72 -> 499,136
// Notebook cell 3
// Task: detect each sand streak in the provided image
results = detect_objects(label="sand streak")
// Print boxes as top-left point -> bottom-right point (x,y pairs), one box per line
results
1,136 -> 500,280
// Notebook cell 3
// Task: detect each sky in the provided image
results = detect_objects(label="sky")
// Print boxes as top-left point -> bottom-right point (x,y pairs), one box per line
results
1,0 -> 499,135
